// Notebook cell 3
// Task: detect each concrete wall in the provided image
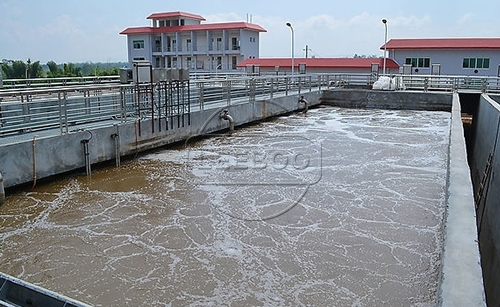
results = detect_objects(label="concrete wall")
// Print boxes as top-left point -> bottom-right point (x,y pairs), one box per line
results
0,88 -> 489,306
469,93 -> 500,307
438,93 -> 486,306
321,89 -> 452,111
318,88 -> 486,306
0,92 -> 321,189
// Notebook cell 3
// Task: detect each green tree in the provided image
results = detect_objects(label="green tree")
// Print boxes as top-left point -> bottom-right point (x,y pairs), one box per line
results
1,61 -> 13,79
66,63 -> 82,77
29,60 -> 44,78
11,60 -> 27,79
47,60 -> 62,77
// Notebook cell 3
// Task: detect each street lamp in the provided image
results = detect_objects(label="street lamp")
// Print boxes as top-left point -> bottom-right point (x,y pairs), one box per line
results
0,60 -> 3,88
286,22 -> 294,75
382,19 -> 388,75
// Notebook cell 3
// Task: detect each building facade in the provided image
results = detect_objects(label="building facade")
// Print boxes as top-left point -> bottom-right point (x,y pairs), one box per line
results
384,38 -> 500,76
120,11 -> 266,72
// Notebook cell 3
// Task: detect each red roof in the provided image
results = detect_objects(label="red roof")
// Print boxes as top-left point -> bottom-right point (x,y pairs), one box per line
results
383,38 -> 500,50
237,58 -> 399,69
147,11 -> 205,21
120,22 -> 266,35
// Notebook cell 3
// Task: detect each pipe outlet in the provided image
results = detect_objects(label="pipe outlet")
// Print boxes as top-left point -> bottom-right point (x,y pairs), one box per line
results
220,109 -> 235,131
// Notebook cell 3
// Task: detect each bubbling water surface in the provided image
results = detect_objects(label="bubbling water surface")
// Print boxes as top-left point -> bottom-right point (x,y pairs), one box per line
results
0,106 -> 450,306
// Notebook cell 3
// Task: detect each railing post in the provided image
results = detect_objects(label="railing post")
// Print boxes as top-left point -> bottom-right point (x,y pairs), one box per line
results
120,87 -> 126,122
198,82 -> 204,110
63,91 -> 69,134
481,78 -> 487,93
249,78 -> 256,103
226,80 -> 231,106
270,77 -> 274,100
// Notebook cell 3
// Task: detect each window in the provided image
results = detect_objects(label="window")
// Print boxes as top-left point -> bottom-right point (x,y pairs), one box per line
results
232,56 -> 237,69
133,57 -> 145,61
463,58 -> 490,69
133,40 -> 144,49
405,57 -> 430,68
216,37 -> 222,51
169,39 -> 177,52
186,39 -> 192,51
231,37 -> 239,50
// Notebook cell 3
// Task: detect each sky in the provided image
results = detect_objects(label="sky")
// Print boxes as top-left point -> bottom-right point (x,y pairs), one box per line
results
1,0 -> 500,64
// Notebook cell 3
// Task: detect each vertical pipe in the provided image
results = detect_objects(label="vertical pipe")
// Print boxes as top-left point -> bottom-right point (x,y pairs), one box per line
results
81,131 -> 92,176
187,80 -> 191,126
81,140 -> 91,176
382,19 -> 388,76
63,92 -> 69,134
150,65 -> 155,134
111,127 -> 120,168
0,172 -> 5,206
32,135 -> 37,188
58,92 -> 63,135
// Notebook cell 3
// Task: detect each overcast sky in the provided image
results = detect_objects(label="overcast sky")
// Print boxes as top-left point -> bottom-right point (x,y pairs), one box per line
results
1,0 -> 499,64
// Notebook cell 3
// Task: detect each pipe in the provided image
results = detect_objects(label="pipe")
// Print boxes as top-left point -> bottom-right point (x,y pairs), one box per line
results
32,135 -> 37,188
81,130 -> 93,176
298,96 -> 309,113
111,126 -> 120,167
220,109 -> 234,131
0,172 -> 5,206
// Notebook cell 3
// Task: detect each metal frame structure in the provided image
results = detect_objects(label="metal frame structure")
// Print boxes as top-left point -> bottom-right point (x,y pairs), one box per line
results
1,73 -> 500,138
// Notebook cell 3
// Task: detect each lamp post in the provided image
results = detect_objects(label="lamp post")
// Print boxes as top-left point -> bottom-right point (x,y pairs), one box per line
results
0,60 -> 3,88
286,22 -> 294,75
382,19 -> 388,75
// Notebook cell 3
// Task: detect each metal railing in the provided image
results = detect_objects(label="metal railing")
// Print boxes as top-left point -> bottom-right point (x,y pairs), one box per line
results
2,73 -> 500,138
0,74 -> 329,137
400,74 -> 500,93
0,75 -> 121,89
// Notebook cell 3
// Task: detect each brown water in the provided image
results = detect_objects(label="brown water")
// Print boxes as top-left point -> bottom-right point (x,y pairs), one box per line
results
0,106 -> 450,306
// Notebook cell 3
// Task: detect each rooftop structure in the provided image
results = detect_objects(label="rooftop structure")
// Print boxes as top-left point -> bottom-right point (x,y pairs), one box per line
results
382,38 -> 500,76
120,11 -> 267,72
238,57 -> 400,75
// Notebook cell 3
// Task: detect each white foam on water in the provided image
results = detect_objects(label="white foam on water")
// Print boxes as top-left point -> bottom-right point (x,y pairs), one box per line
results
0,106 -> 451,306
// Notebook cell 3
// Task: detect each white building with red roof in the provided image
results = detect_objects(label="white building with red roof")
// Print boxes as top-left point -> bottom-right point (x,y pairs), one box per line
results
383,38 -> 500,76
120,11 -> 266,72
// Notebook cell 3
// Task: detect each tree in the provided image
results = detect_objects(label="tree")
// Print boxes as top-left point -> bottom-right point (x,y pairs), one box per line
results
47,60 -> 62,77
1,61 -> 13,79
29,60 -> 44,78
66,63 -> 82,77
10,60 -> 27,79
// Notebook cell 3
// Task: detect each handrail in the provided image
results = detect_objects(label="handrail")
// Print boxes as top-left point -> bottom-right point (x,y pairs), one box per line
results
0,75 -> 121,89
1,73 -> 500,138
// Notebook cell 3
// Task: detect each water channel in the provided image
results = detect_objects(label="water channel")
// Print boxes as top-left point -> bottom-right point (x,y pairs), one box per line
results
0,106 -> 451,306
